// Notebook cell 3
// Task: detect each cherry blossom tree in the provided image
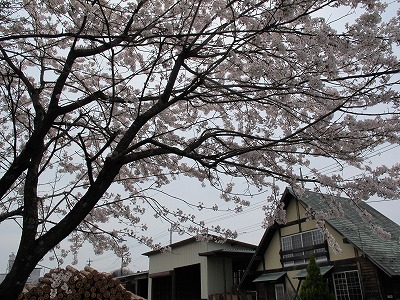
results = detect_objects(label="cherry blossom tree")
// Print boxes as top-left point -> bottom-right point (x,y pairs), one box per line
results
0,0 -> 399,298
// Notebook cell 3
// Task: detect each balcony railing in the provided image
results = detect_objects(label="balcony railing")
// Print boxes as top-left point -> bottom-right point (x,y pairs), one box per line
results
279,242 -> 328,266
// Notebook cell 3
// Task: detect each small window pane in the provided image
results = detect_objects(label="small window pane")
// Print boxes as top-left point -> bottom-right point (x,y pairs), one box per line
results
294,259 -> 305,265
282,236 -> 292,251
302,231 -> 313,247
292,234 -> 302,249
312,229 -> 324,244
275,284 -> 285,300
283,261 -> 294,267
316,255 -> 328,262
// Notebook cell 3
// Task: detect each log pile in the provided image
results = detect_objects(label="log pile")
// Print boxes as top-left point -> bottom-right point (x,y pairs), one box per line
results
19,265 -> 145,300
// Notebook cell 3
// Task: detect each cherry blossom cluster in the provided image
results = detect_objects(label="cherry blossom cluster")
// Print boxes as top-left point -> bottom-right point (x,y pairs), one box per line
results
262,189 -> 287,229
316,220 -> 343,254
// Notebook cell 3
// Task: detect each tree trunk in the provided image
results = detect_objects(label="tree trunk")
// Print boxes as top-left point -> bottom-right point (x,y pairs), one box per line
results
0,160 -> 123,300
0,251 -> 41,299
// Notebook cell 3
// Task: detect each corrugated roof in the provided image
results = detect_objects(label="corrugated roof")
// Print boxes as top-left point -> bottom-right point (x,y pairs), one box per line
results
253,271 -> 286,282
293,265 -> 333,279
142,235 -> 257,256
292,188 -> 400,277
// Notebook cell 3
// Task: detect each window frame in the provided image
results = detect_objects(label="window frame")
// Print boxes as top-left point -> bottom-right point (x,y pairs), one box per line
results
332,270 -> 363,300
280,229 -> 328,267
275,283 -> 285,300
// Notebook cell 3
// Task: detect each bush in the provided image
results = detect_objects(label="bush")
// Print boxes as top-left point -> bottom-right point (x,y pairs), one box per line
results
299,255 -> 335,300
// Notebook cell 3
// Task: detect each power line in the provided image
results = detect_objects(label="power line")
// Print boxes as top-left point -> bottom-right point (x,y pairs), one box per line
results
119,143 -> 400,271
303,144 -> 400,178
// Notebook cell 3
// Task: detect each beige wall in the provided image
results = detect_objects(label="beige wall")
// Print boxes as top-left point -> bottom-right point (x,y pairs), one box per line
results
286,197 -> 300,222
281,198 -> 302,236
207,257 -> 225,295
258,233 -> 282,271
148,277 -> 153,300
325,223 -> 357,261
285,270 -> 301,295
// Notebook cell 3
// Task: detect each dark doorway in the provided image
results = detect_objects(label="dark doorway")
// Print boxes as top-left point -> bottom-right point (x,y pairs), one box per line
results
152,275 -> 172,300
174,263 -> 201,300
137,278 -> 148,299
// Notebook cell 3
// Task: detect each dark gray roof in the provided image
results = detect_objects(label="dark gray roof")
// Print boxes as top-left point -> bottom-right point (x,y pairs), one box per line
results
291,188 -> 400,276
198,249 -> 255,257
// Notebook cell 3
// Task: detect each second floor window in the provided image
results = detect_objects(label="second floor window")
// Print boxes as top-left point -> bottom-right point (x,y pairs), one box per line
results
281,229 -> 327,267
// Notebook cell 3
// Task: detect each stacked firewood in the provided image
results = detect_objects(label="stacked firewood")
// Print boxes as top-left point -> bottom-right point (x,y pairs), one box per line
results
19,265 -> 144,300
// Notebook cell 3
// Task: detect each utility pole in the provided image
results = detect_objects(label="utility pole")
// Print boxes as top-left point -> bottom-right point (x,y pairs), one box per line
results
120,257 -> 123,276
87,258 -> 92,267
299,168 -> 305,188
169,224 -> 179,245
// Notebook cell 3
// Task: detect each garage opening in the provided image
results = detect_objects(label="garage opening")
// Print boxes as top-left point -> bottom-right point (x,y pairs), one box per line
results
174,263 -> 201,300
152,274 -> 172,300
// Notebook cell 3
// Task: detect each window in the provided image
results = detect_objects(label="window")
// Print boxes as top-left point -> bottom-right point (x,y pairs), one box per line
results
275,283 -> 285,300
233,269 -> 244,287
333,271 -> 363,300
281,229 -> 327,267
232,259 -> 248,288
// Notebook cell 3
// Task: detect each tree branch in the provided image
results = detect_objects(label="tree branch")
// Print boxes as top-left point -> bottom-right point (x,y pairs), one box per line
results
0,207 -> 24,223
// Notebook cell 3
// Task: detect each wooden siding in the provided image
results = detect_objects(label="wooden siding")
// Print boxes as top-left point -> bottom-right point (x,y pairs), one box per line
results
358,257 -> 381,300
377,268 -> 400,300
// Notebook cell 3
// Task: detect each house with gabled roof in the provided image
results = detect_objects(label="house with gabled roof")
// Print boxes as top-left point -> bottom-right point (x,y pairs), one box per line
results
143,235 -> 257,300
239,187 -> 400,300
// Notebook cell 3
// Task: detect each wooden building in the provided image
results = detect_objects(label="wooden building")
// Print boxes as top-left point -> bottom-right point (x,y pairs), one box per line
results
143,236 -> 257,300
239,187 -> 400,300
